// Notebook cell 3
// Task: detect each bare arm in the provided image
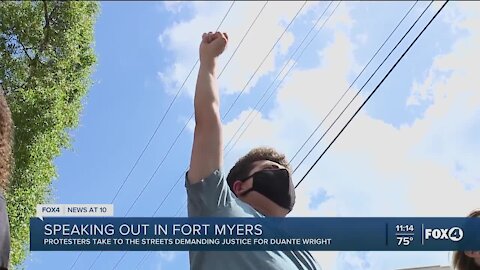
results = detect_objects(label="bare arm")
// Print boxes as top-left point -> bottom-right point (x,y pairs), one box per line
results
187,32 -> 228,184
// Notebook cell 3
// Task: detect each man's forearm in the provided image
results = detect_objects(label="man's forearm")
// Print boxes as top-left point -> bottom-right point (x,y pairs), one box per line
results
194,60 -> 220,125
188,32 -> 226,183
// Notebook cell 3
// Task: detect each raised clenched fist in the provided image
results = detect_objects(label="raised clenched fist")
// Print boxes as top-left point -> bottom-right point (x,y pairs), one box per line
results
199,31 -> 228,65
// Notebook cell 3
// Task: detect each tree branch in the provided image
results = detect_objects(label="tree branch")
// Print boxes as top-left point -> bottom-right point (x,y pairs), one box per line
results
43,1 -> 50,30
17,39 -> 33,62
39,0 -> 51,53
48,3 -> 59,24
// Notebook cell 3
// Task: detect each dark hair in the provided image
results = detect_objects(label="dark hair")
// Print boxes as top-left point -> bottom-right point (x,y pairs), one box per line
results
453,209 -> 480,270
0,85 -> 13,193
226,146 -> 291,192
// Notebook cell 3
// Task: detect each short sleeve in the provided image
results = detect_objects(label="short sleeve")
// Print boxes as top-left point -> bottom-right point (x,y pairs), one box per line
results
185,169 -> 234,217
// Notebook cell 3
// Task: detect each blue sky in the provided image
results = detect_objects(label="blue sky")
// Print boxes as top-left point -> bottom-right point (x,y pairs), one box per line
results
21,1 -> 480,269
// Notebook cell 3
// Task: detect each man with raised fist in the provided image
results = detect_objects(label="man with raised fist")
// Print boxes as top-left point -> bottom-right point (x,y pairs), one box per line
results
185,31 -> 320,270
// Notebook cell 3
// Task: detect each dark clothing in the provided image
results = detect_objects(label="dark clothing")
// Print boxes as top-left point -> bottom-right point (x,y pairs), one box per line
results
0,192 -> 10,270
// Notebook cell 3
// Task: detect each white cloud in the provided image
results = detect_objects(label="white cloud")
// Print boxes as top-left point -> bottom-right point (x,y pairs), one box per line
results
277,31 -> 357,117
162,1 -> 185,14
324,2 -> 354,32
278,30 -> 295,55
223,108 -> 281,163
158,2 -> 320,98
355,33 -> 368,45
406,69 -> 436,106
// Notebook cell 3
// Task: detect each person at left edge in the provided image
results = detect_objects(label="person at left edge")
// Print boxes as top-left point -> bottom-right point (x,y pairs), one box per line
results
0,84 -> 14,270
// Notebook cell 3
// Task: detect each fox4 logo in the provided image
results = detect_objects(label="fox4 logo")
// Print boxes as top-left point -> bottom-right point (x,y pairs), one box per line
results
424,227 -> 464,242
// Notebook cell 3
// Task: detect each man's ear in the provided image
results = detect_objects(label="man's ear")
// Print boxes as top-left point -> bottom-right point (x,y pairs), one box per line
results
232,180 -> 243,196
465,251 -> 480,258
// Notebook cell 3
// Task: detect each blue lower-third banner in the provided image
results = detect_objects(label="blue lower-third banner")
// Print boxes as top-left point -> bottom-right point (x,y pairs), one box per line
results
29,217 -> 480,251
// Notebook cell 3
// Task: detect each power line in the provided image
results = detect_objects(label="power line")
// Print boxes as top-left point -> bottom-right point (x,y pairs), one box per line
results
292,0 -> 433,180
221,1 -> 306,119
218,2 -> 269,78
113,202 -> 188,270
295,0 -> 448,189
224,1 -> 340,157
134,201 -> 187,270
289,0 -> 419,168
68,3 -> 237,270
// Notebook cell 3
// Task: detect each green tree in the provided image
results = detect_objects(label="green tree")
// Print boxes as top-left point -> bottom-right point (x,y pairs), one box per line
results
0,1 -> 98,267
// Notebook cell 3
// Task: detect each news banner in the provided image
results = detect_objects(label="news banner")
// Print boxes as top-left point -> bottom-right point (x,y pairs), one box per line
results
30,204 -> 480,251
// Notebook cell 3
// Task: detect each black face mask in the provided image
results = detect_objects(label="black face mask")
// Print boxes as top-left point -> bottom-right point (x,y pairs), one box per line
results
239,168 -> 295,211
